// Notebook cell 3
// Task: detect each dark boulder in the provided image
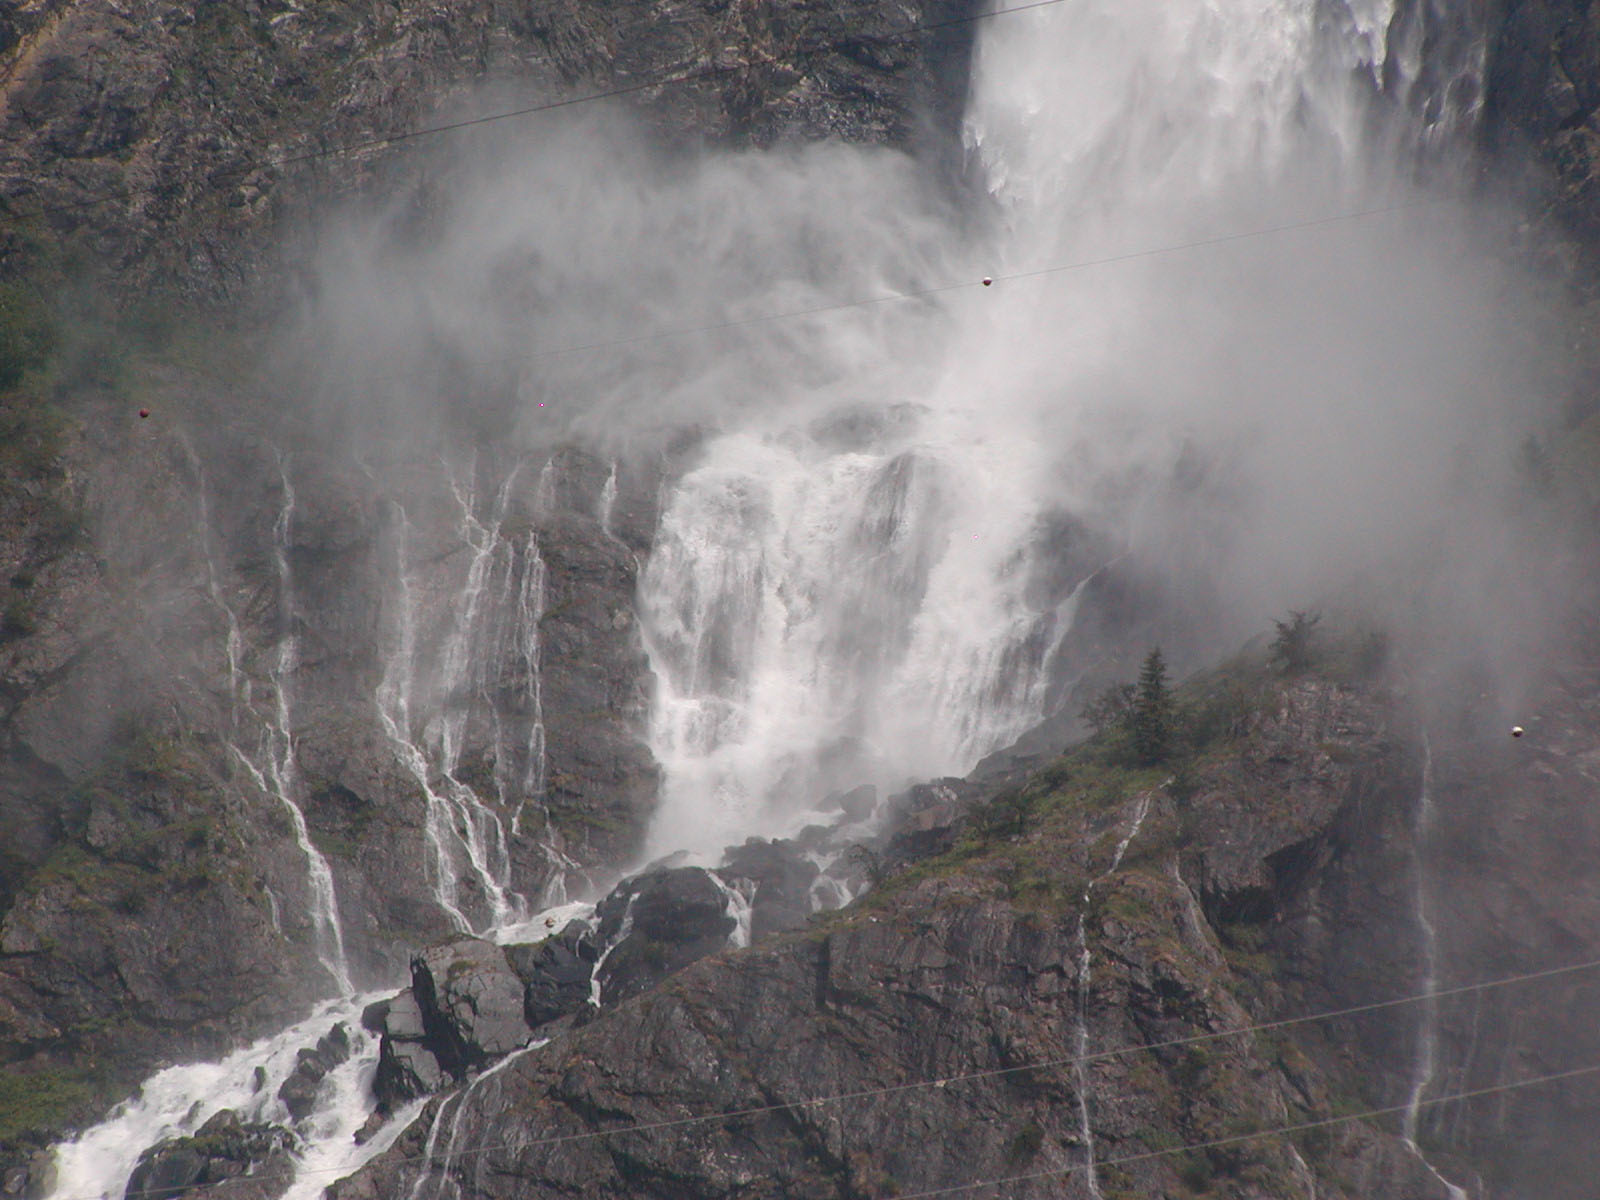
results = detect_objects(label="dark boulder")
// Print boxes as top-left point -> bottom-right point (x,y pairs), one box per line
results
718,838 -> 820,940
371,989 -> 444,1113
275,1023 -> 351,1121
504,922 -> 599,1029
835,783 -> 879,821
409,937 -> 534,1074
593,868 -> 737,1005
373,1037 -> 445,1114
123,1110 -> 293,1200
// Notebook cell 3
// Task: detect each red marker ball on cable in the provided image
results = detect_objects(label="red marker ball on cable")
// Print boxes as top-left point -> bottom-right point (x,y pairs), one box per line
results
981,277 -> 993,287
138,408 -> 150,419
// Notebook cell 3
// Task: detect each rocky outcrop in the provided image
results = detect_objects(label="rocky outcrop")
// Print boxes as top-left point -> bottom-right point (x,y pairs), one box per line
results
409,938 -> 533,1074
275,1023 -> 351,1122
368,990 -> 444,1114
503,924 -> 597,1030
0,0 -> 979,304
370,938 -> 540,1112
717,838 -> 820,941
592,867 -> 738,1006
368,863 -> 761,1114
122,1110 -> 293,1200
327,669 -> 1474,1200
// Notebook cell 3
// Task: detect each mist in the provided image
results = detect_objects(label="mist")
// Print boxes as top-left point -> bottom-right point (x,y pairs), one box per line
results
279,0 -> 1566,855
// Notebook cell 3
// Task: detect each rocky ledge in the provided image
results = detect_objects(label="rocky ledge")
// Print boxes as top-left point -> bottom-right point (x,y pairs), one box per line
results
320,658 -> 1482,1200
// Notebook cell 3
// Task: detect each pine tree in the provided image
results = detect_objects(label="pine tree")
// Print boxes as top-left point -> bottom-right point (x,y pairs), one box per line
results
1131,647 -> 1172,766
1270,610 -> 1320,674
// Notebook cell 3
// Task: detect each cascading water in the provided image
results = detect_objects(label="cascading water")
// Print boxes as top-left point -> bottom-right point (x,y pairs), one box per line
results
1068,793 -> 1151,1199
185,443 -> 353,996
637,0 -> 1474,861
1403,737 -> 1470,1199
375,460 -> 551,934
41,993 -> 417,1200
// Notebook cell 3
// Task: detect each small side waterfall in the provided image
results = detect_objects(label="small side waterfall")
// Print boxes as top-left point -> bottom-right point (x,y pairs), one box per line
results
1069,793 -> 1151,1199
405,1043 -> 542,1200
375,461 -> 547,934
1402,737 -> 1469,1199
185,443 -> 352,996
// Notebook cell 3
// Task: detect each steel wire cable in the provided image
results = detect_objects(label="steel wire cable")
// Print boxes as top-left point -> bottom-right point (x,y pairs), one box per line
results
49,951 -> 1600,1200
2,0 -> 1083,225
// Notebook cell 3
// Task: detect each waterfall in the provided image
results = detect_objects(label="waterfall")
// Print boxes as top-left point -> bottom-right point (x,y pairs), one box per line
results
1069,793 -> 1151,1199
404,1043 -> 542,1200
637,0 -> 1481,861
597,461 -> 620,541
41,994 -> 415,1200
37,3 -> 1503,1196
375,460 -> 552,935
1403,737 -> 1470,1199
185,442 -> 353,996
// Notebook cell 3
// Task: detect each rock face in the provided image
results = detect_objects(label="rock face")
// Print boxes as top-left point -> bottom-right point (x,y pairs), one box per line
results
717,838 -> 820,941
4,1 -> 1600,1196
123,1110 -> 293,1200
369,990 -> 444,1114
275,1023 -> 351,1122
0,0 -> 984,1165
409,938 -> 533,1074
0,0 -> 979,302
503,925 -> 597,1030
593,867 -> 738,1006
371,938 -> 541,1113
329,669 -> 1483,1200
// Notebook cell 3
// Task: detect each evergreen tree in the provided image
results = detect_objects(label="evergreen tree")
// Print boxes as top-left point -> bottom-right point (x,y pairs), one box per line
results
1270,610 -> 1320,674
1131,647 -> 1172,766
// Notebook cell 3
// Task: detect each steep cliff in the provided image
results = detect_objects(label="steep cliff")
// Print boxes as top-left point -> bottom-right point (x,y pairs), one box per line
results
0,0 -> 984,1174
3,1 -> 1600,1197
0,0 -> 978,302
323,655 -> 1482,1200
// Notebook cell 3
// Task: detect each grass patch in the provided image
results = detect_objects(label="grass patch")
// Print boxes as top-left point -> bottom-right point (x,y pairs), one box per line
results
0,1068 -> 101,1146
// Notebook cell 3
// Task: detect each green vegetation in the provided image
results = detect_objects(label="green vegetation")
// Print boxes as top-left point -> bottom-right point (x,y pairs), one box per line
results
1131,647 -> 1174,765
1269,610 -> 1321,674
0,1068 -> 102,1147
0,282 -> 58,391
1080,645 -> 1223,768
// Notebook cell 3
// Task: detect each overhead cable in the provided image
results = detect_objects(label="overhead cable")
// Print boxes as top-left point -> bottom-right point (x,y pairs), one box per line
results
5,0 -> 1079,224
51,950 -> 1600,1200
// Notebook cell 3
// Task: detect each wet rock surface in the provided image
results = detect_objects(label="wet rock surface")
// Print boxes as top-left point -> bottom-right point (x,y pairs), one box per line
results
409,938 -> 533,1074
370,990 -> 445,1114
274,1023 -> 351,1122
0,0 -> 980,302
503,924 -> 598,1030
331,672 -> 1472,1200
716,837 -> 820,940
593,867 -> 738,1006
123,1110 -> 293,1200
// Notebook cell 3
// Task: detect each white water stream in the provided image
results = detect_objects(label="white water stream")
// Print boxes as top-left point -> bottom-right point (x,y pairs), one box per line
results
1403,737 -> 1470,1199
1069,793 -> 1151,1198
186,444 -> 353,996
44,995 -> 413,1200
375,461 -> 550,935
